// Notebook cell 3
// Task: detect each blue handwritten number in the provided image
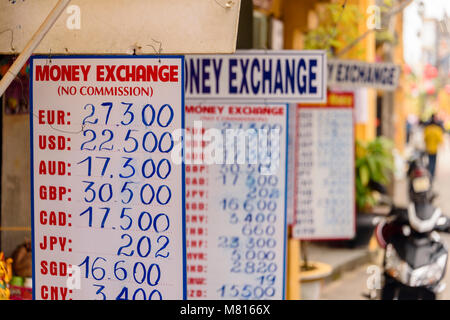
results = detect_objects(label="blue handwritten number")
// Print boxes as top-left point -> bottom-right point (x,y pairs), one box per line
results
137,236 -> 151,258
157,104 -> 174,127
98,183 -> 113,202
116,287 -> 128,300
140,184 -> 155,205
156,185 -> 171,205
120,207 -> 132,230
82,104 -> 98,125
138,211 -> 152,231
142,104 -> 156,126
81,130 -> 96,151
117,234 -> 134,257
154,213 -> 170,233
133,289 -> 146,300
114,260 -> 127,281
142,159 -> 156,178
156,159 -> 171,179
133,262 -> 147,284
100,102 -> 113,125
147,264 -> 161,286
121,182 -> 135,204
123,130 -> 138,153
93,284 -> 106,300
120,157 -> 135,178
148,290 -> 162,300
158,132 -> 174,153
99,129 -> 114,151
143,132 -> 157,153
99,207 -> 110,228
121,102 -> 134,125
80,207 -> 93,227
97,157 -> 111,176
77,156 -> 92,176
83,181 -> 96,203
116,287 -> 162,300
155,235 -> 169,258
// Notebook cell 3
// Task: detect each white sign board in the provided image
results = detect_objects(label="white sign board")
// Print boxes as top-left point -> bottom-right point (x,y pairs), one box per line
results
185,51 -> 327,102
185,102 -> 288,299
31,56 -> 186,300
327,59 -> 400,91
0,0 -> 241,54
293,92 -> 355,240
354,88 -> 369,124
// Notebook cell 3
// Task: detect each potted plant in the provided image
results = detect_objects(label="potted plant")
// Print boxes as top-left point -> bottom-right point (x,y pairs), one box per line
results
350,137 -> 394,247
299,241 -> 332,300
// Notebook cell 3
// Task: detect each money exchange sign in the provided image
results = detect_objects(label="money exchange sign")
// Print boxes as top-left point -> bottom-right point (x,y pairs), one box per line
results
31,56 -> 186,300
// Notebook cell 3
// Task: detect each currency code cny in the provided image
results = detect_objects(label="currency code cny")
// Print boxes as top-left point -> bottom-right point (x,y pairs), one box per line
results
185,102 -> 288,300
30,56 -> 186,300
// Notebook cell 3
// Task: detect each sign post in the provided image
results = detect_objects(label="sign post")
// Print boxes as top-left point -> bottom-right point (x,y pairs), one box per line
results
30,56 -> 186,300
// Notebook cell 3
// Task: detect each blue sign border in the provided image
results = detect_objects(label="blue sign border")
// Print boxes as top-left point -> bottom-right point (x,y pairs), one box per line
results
29,54 -> 187,300
263,102 -> 289,300
283,103 -> 289,300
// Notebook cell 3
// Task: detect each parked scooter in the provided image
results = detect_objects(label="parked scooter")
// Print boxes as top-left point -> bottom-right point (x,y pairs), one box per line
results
373,153 -> 450,300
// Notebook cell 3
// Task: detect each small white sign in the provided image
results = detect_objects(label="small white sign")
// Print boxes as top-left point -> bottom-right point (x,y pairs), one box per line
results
327,59 -> 400,91
0,0 -> 241,54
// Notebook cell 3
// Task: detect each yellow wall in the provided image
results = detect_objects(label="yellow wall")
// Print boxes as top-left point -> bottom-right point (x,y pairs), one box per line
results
280,0 -> 378,300
282,0 -> 378,141
282,0 -> 318,50
281,0 -> 319,300
393,11 -> 406,153
346,0 -> 377,142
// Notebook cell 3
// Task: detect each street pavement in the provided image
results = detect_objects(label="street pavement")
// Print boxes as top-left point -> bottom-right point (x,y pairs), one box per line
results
321,135 -> 450,300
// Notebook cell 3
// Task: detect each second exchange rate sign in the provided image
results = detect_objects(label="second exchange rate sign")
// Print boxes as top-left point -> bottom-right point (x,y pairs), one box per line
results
30,56 -> 186,300
185,102 -> 288,299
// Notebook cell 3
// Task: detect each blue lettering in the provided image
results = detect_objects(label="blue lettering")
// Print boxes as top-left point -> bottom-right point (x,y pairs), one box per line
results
239,59 -> 250,94
189,59 -> 200,94
212,59 -> 223,94
336,64 -> 344,82
344,65 -> 350,82
308,59 -> 317,94
285,59 -> 295,94
388,67 -> 394,85
327,63 -> 334,79
274,59 -> 283,94
357,65 -> 364,83
382,67 -> 388,84
229,59 -> 238,94
262,59 -> 272,94
374,68 -> 381,83
201,59 -> 211,94
251,59 -> 260,94
297,59 -> 307,94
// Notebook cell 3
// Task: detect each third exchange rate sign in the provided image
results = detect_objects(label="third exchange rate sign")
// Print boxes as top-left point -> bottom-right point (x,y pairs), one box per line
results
31,56 -> 186,300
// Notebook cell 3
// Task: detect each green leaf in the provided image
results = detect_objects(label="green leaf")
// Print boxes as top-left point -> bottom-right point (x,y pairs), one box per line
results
367,156 -> 377,177
383,0 -> 393,8
359,165 -> 370,187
